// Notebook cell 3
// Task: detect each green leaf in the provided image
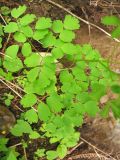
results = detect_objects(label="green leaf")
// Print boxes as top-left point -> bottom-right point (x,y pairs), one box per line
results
35,149 -> 45,158
38,103 -> 51,122
14,32 -> 26,42
35,17 -> 52,29
60,70 -> 73,83
11,5 -> 26,18
41,32 -> 56,48
24,54 -> 42,67
111,99 -> 120,118
61,43 -> 78,55
57,144 -> 67,159
52,20 -> 63,33
111,84 -> 120,94
51,47 -> 64,59
47,93 -> 64,113
100,104 -> 110,118
20,14 -> 36,26
0,138 -> 9,152
24,109 -> 38,124
5,45 -> 19,58
7,150 -> 17,160
84,101 -> 99,117
46,151 -> 58,160
54,39 -> 64,47
64,15 -> 80,30
1,6 -> 11,15
27,67 -> 39,82
21,26 -> 33,37
11,120 -> 32,136
3,45 -> 23,72
20,94 -> 37,108
22,43 -> 32,57
111,26 -> 120,38
101,16 -> 120,26
59,30 -> 75,42
33,29 -> 49,40
3,58 -> 23,72
4,22 -> 18,33
29,131 -> 40,139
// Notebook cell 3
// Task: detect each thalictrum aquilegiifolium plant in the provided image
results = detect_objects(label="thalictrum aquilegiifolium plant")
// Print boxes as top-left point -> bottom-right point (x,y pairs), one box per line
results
0,5 -> 120,160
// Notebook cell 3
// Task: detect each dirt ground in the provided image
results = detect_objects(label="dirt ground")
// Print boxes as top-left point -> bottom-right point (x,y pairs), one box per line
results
1,0 -> 120,160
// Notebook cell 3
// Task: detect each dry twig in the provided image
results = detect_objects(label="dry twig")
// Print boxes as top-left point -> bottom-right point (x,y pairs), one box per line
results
80,137 -> 117,160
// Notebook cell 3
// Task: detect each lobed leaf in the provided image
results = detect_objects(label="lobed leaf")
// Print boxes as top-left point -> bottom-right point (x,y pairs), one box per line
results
11,5 -> 26,18
35,17 -> 52,29
4,22 -> 18,33
64,15 -> 80,30
22,42 -> 32,57
101,16 -> 120,26
20,93 -> 37,108
38,103 -> 51,122
20,14 -> 36,26
24,109 -> 38,124
59,30 -> 75,42
24,54 -> 42,67
52,20 -> 63,33
14,32 -> 26,42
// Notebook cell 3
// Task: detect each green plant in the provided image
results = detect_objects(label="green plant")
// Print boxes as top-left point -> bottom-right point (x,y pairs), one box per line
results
101,15 -> 120,38
0,5 -> 120,160
3,93 -> 14,106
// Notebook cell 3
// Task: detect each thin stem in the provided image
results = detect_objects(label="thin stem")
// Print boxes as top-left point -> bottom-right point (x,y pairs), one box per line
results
0,13 -> 7,25
0,78 -> 22,98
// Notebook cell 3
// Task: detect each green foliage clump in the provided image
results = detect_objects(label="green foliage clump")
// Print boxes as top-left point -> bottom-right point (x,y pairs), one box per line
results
0,5 -> 120,160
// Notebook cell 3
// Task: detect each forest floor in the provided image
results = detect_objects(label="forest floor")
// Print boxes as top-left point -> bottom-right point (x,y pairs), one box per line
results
1,0 -> 120,160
